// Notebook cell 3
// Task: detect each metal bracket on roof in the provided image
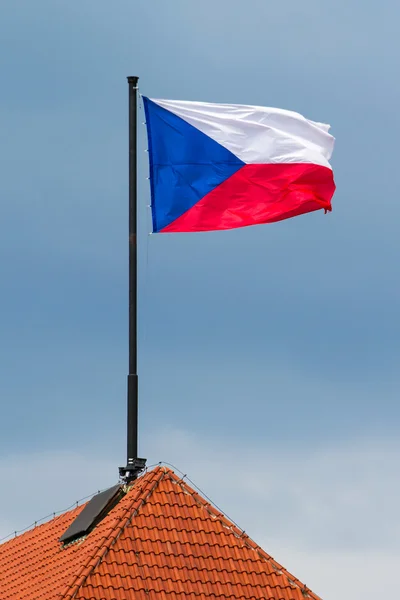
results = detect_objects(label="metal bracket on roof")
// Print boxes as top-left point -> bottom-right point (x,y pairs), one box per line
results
119,457 -> 147,483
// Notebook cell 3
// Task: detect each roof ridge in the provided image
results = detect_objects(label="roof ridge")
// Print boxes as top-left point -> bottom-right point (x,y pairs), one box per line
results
166,470 -> 321,600
60,465 -> 168,600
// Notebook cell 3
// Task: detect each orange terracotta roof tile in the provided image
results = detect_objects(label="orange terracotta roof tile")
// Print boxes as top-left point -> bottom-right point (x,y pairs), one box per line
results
0,466 -> 321,600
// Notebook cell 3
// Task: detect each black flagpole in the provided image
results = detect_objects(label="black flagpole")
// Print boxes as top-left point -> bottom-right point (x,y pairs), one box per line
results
119,76 -> 146,482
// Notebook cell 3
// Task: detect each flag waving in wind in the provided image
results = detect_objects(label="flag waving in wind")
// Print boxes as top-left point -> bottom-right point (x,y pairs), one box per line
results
143,97 -> 336,233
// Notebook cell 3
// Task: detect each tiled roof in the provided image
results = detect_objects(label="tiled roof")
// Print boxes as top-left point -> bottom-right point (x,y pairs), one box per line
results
0,466 -> 321,600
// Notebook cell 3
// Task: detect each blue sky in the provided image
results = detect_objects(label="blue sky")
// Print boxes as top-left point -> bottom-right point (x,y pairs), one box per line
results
1,2 -> 399,598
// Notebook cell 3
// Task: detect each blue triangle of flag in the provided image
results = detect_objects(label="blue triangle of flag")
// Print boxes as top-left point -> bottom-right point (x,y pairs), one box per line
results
143,98 -> 244,232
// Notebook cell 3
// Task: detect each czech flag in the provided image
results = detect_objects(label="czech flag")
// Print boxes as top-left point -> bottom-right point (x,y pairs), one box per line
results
143,97 -> 336,233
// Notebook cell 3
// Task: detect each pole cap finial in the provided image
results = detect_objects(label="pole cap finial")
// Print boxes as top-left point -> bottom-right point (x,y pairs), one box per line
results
127,76 -> 139,85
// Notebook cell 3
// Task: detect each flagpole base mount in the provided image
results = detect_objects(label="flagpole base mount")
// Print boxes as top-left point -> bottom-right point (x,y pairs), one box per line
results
119,458 -> 147,483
